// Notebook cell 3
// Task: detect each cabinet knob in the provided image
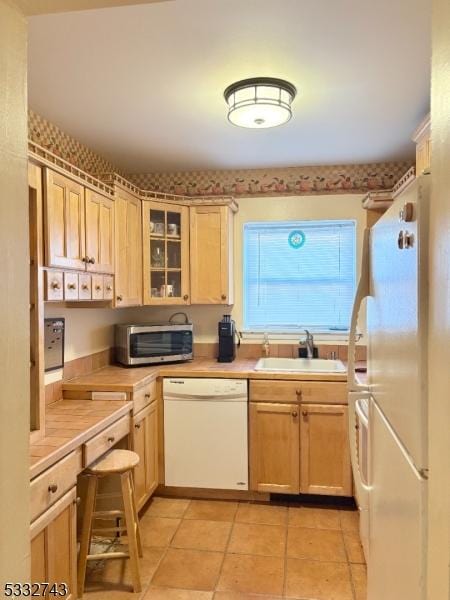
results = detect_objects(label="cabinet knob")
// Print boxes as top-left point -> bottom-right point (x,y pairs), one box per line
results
295,389 -> 302,398
291,411 -> 298,418
82,256 -> 88,263
145,393 -> 151,399
302,410 -> 308,417
67,283 -> 76,290
106,285 -> 112,291
95,285 -> 101,291
116,295 -> 123,302
107,436 -> 115,443
74,496 -> 81,506
134,423 -> 141,429
221,294 -> 227,300
48,484 -> 58,494
89,257 -> 96,264
183,294 -> 189,301
51,281 -> 61,290
82,284 -> 89,290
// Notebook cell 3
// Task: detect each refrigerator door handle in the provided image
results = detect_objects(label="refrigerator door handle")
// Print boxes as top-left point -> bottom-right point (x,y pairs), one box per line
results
348,227 -> 371,392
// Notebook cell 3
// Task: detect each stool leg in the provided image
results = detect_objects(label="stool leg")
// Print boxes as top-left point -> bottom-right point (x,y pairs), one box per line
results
77,475 -> 98,598
130,477 -> 143,557
121,471 -> 141,593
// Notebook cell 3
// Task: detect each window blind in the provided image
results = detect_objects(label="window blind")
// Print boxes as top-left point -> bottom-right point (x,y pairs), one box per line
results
243,220 -> 356,332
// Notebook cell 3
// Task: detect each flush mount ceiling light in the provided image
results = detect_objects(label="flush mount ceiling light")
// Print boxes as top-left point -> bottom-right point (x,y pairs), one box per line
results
224,77 -> 297,129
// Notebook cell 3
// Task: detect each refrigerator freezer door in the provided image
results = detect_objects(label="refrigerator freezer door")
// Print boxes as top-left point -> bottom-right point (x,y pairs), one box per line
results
367,176 -> 429,470
368,401 -> 427,600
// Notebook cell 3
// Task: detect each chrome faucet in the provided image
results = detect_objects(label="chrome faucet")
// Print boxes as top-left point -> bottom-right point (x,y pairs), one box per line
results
302,329 -> 314,359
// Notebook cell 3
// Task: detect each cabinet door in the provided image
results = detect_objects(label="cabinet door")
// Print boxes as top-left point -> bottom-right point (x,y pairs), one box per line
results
190,206 -> 233,304
115,192 -> 142,306
85,189 -> 115,274
44,169 -> 85,269
300,404 -> 352,496
142,201 -> 190,305
30,488 -> 77,600
132,410 -> 147,508
249,402 -> 300,494
144,400 -> 159,497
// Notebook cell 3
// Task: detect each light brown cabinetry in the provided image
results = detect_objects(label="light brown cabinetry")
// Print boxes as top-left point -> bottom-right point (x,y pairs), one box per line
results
249,402 -> 300,494
300,404 -> 352,496
115,189 -> 142,306
249,379 -> 352,497
142,200 -> 190,305
85,189 -> 114,274
44,170 -> 86,270
189,205 -> 234,304
30,487 -> 77,599
412,114 -> 431,176
132,400 -> 158,509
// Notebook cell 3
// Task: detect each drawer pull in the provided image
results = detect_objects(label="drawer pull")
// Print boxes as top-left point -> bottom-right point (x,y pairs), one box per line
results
82,284 -> 89,290
107,436 -> 115,443
145,393 -> 151,399
106,285 -> 112,291
51,281 -> 61,290
67,283 -> 76,290
291,411 -> 298,418
95,285 -> 102,291
134,423 -> 141,429
296,389 -> 303,398
302,410 -> 308,417
221,294 -> 227,300
48,484 -> 58,494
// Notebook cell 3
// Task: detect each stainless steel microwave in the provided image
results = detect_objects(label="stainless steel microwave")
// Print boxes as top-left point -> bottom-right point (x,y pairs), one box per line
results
115,323 -> 193,366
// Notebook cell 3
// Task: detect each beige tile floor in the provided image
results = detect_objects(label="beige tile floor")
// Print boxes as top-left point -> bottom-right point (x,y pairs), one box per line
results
83,496 -> 367,600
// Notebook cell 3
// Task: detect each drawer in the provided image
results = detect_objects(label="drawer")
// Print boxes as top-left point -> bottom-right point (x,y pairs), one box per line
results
83,415 -> 130,466
133,380 -> 157,414
79,273 -> 92,300
103,275 -> 114,300
64,272 -> 79,301
45,270 -> 63,301
92,274 -> 104,300
30,448 -> 82,522
249,380 -> 347,404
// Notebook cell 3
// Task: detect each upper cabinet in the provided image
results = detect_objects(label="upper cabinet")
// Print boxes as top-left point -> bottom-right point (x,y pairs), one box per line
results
44,168 -> 114,275
85,189 -> 114,274
115,188 -> 142,307
142,200 -> 190,305
190,205 -> 234,305
44,170 -> 86,270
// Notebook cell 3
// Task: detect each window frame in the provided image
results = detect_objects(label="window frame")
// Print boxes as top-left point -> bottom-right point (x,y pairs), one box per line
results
242,218 -> 357,335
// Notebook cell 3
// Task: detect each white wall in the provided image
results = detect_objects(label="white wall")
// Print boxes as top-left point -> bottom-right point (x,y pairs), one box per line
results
428,0 -> 450,597
49,193 -> 366,367
0,0 -> 30,585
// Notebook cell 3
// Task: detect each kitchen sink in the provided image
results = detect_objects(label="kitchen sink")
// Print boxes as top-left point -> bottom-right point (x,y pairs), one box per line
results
254,357 -> 347,373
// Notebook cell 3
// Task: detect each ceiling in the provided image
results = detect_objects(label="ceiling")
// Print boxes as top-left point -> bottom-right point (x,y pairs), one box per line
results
28,0 -> 431,173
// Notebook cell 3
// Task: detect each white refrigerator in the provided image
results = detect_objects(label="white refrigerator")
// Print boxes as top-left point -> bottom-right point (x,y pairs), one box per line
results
348,174 -> 430,600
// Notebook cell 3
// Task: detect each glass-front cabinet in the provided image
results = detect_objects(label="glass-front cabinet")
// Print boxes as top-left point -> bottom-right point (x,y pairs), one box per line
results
142,200 -> 190,304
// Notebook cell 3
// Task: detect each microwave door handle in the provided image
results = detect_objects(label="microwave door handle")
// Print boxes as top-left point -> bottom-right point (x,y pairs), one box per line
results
348,227 -> 371,392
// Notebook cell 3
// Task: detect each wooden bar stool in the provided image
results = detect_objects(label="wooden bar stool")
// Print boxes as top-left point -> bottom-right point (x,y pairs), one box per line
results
77,449 -> 142,597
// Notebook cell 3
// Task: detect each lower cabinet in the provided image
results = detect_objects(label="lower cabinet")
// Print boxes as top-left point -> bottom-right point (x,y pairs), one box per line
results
249,381 -> 352,497
30,487 -> 77,599
249,402 -> 300,494
132,400 -> 158,509
300,404 -> 352,496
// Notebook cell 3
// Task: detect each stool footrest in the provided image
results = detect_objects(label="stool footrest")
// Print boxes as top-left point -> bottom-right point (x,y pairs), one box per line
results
87,551 -> 129,561
93,510 -> 124,518
92,526 -> 127,535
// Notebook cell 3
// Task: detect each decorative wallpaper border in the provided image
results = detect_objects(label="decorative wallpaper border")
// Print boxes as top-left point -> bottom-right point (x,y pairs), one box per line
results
28,109 -> 125,177
28,109 -> 413,197
128,161 -> 412,197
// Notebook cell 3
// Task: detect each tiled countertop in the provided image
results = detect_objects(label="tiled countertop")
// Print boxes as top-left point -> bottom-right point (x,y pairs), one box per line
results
30,399 -> 132,479
63,358 -> 349,394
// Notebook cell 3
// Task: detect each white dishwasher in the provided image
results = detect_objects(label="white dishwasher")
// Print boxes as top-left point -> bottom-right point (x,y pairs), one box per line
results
163,378 -> 248,490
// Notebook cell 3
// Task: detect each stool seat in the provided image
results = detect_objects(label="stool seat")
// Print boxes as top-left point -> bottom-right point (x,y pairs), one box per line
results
88,449 -> 140,475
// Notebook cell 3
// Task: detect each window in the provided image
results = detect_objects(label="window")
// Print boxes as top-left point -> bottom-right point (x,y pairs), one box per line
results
243,220 -> 356,333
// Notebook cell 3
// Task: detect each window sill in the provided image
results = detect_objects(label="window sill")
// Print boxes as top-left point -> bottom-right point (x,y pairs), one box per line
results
240,331 -> 363,343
